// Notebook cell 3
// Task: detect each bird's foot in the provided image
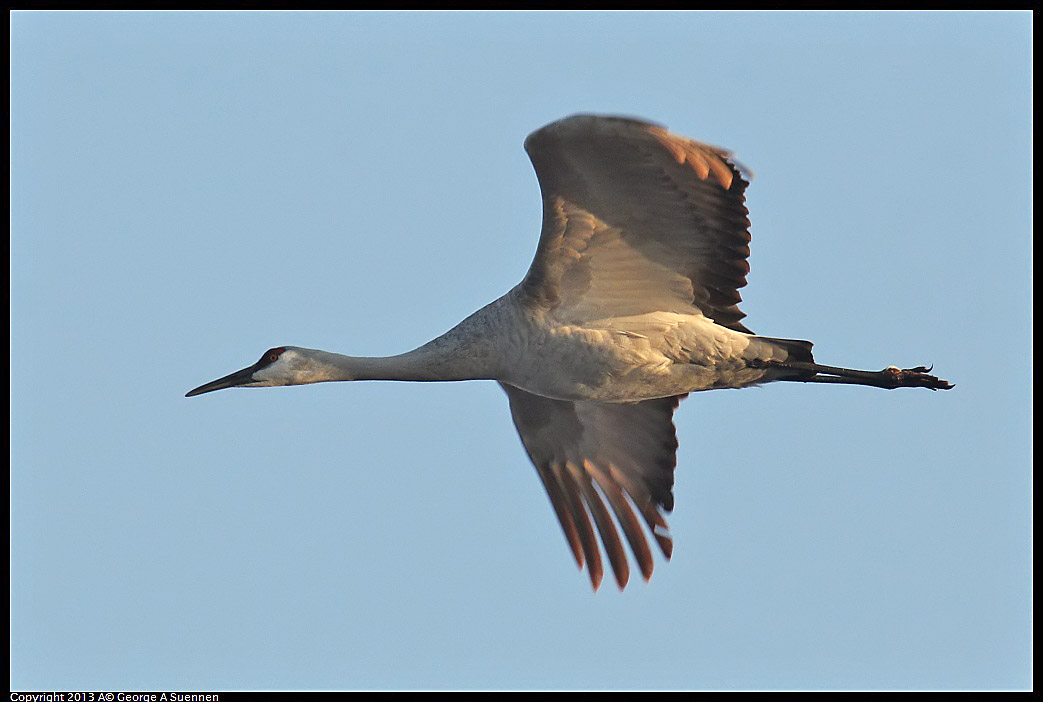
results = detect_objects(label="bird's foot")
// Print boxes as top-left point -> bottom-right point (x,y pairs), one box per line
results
881,365 -> 954,390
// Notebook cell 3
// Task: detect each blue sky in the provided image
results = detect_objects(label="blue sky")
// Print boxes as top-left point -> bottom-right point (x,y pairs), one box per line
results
11,11 -> 1031,691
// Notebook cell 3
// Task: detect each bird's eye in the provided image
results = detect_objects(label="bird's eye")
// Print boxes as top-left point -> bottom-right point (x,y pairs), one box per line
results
259,347 -> 286,365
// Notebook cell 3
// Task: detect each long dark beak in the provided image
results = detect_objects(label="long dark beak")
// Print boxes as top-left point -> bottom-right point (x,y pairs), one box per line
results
186,365 -> 257,397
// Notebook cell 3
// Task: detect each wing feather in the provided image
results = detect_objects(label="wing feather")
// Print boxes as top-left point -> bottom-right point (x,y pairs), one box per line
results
518,114 -> 753,333
567,461 -> 630,590
530,462 -> 584,569
501,382 -> 686,589
554,462 -> 604,590
584,460 -> 655,582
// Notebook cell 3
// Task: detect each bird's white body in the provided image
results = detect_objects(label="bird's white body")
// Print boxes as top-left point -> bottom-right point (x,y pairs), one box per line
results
188,114 -> 951,590
500,304 -> 780,402
259,289 -> 792,403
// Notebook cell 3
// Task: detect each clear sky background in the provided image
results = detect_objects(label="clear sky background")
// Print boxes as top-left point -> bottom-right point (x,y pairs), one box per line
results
11,11 -> 1031,691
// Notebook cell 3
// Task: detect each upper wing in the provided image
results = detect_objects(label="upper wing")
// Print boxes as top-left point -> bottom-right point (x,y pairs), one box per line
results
501,381 -> 686,590
517,114 -> 754,333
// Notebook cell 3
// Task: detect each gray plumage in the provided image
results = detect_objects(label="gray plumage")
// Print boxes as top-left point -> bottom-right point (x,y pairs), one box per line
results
188,114 -> 952,591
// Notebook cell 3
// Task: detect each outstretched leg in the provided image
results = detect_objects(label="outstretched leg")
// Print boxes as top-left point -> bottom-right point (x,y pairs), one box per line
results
761,360 -> 954,390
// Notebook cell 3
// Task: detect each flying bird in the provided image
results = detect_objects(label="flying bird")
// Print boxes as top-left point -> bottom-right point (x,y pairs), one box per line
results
187,114 -> 952,590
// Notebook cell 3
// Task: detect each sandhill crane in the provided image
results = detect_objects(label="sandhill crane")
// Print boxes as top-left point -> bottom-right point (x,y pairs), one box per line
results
187,114 -> 952,590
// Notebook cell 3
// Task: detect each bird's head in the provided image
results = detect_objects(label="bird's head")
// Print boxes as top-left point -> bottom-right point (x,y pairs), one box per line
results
186,346 -> 318,397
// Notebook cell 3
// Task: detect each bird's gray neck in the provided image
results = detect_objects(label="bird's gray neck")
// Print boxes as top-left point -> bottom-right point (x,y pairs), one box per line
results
311,298 -> 513,383
322,342 -> 493,383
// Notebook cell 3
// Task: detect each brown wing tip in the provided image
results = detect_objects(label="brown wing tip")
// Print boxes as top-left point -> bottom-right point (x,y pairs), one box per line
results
525,113 -> 751,189
643,125 -> 747,191
588,561 -> 604,591
654,526 -> 674,560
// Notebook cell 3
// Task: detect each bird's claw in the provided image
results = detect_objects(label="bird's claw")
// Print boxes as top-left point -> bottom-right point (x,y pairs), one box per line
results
883,365 -> 954,390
